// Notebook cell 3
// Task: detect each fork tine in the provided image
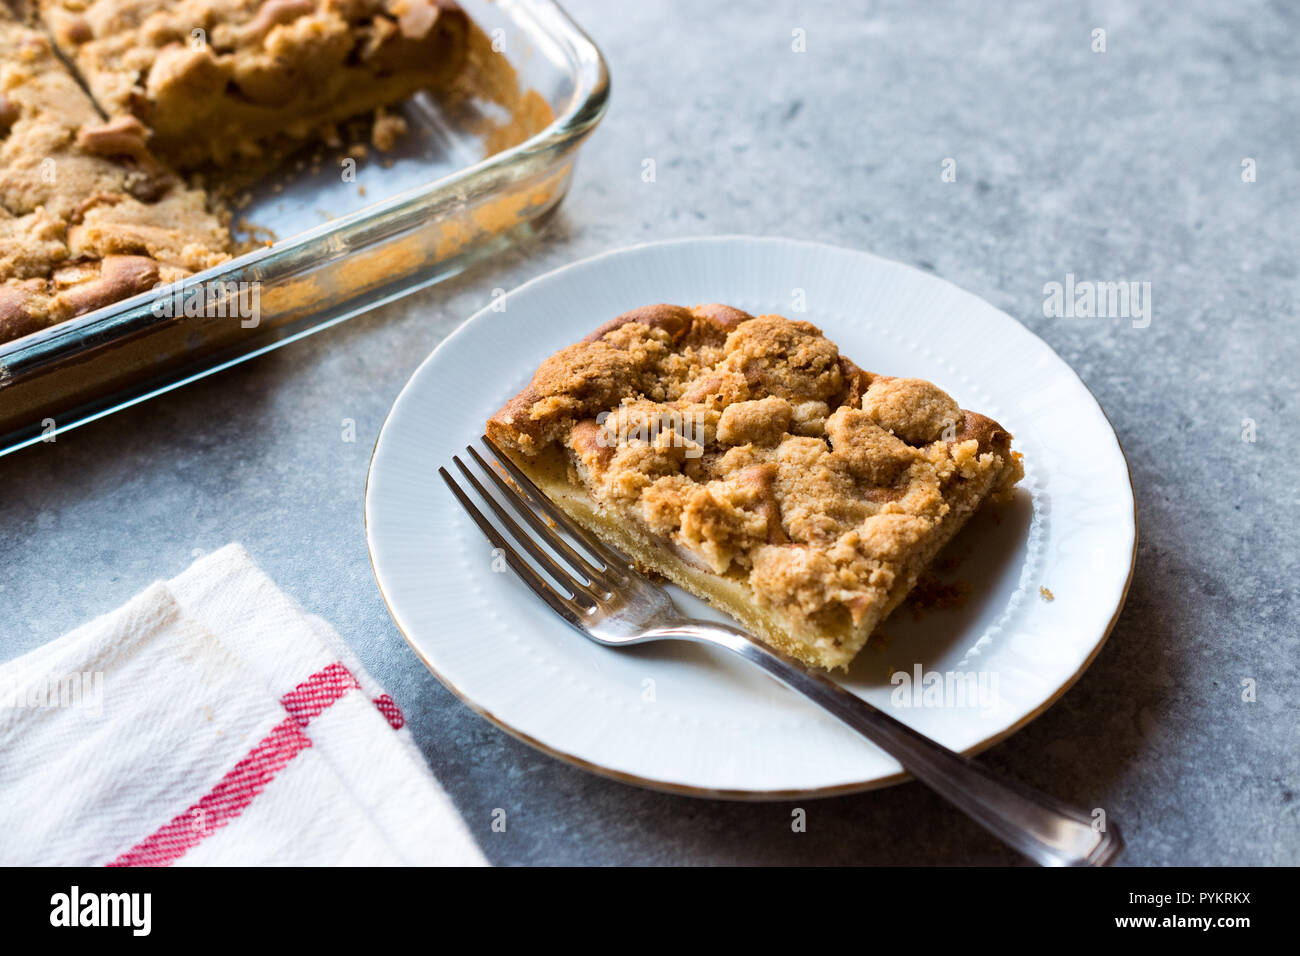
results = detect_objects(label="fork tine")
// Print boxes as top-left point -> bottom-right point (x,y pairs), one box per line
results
451,455 -> 605,607
464,444 -> 611,590
438,466 -> 586,627
481,435 -> 635,578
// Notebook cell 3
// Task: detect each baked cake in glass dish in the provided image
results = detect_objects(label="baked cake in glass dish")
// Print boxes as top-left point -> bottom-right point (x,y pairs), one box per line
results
0,0 -> 472,344
0,9 -> 231,342
36,0 -> 469,168
487,303 -> 1024,671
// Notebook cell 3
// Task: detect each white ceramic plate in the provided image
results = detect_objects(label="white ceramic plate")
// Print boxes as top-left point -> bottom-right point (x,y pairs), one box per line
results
365,236 -> 1136,798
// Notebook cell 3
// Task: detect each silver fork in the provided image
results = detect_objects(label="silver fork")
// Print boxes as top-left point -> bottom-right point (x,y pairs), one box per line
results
441,436 -> 1124,867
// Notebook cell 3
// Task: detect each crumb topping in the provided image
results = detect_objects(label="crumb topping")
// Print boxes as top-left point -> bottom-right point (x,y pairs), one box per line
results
0,14 -> 233,339
488,304 -> 1023,633
38,0 -> 470,168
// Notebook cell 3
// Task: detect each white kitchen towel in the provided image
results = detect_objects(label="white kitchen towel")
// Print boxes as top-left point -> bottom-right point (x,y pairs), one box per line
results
0,544 -> 487,867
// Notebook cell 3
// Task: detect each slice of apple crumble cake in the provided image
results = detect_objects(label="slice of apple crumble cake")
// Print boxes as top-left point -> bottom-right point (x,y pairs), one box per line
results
488,304 -> 1023,670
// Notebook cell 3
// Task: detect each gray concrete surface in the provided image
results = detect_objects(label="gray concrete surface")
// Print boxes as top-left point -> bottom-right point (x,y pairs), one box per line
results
2,0 -> 1297,865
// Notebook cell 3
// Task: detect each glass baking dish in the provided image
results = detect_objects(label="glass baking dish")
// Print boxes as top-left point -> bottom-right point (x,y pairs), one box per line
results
0,0 -> 608,456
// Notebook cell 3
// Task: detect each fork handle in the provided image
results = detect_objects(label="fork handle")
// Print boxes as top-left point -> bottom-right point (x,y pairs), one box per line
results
649,621 -> 1122,867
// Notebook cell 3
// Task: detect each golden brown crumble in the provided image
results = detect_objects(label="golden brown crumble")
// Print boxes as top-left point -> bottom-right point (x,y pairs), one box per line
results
488,304 -> 1024,658
37,0 -> 470,169
0,14 -> 232,341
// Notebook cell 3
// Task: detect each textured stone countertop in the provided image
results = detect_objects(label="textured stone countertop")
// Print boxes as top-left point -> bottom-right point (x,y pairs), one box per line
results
1,0 -> 1296,865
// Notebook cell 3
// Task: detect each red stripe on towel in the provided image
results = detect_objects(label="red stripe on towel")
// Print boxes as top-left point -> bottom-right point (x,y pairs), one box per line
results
282,661 -> 406,732
107,717 -> 310,867
108,662 -> 405,867
372,694 -> 405,730
280,661 -> 361,728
